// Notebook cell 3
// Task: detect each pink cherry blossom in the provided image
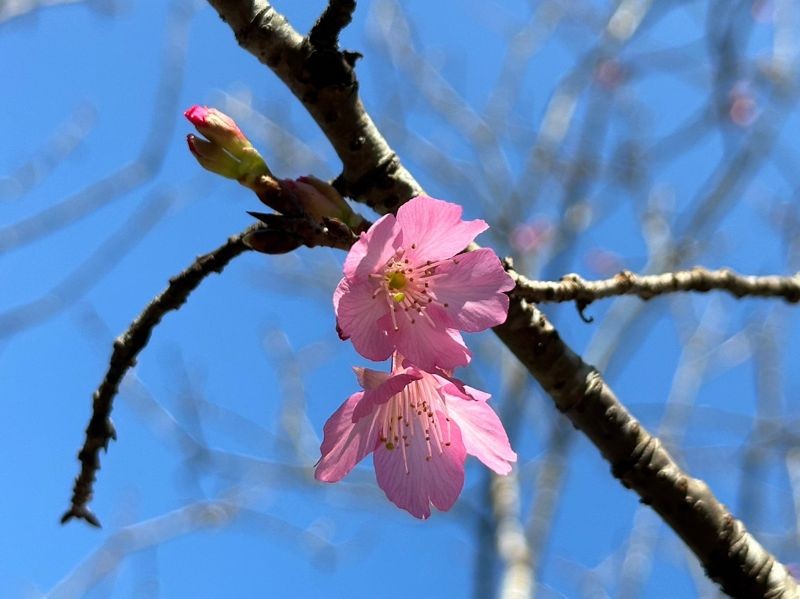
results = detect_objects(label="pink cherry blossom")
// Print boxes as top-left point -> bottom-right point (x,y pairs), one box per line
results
315,355 -> 516,519
334,194 -> 514,371
184,105 -> 272,184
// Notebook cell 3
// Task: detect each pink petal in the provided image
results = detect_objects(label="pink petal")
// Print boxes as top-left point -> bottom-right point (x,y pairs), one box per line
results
315,392 -> 383,482
373,414 -> 466,519
184,105 -> 211,125
354,366 -> 392,390
461,384 -> 492,403
431,249 -> 514,331
446,397 -> 516,475
433,374 -> 492,403
342,213 -> 400,280
396,195 -> 488,262
393,313 -> 471,371
334,278 -> 393,361
353,369 -> 422,420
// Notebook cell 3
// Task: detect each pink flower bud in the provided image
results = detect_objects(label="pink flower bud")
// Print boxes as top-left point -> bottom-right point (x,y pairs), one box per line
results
283,175 -> 364,228
242,228 -> 302,254
184,105 -> 249,157
186,135 -> 240,180
184,105 -> 272,182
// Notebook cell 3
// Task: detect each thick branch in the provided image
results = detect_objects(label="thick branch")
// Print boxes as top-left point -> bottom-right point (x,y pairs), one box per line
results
493,297 -> 798,597
513,267 -> 800,305
206,0 -> 420,213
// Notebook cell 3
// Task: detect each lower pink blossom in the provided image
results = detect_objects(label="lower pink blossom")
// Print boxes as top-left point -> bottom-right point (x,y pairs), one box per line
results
315,355 -> 516,519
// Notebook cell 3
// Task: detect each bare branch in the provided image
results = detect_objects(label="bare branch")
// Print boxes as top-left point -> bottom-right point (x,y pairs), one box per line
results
71,1 -> 797,594
206,0 -> 420,213
494,296 -> 797,597
62,207 -> 362,526
511,267 -> 800,306
0,102 -> 95,201
61,224 -> 259,527
308,0 -> 356,50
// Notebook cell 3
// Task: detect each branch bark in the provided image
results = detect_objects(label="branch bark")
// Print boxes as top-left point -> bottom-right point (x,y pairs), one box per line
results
308,0 -> 356,49
512,267 -> 800,306
61,224 -> 260,526
63,0 -> 798,595
201,3 -> 799,595
207,0 -> 421,214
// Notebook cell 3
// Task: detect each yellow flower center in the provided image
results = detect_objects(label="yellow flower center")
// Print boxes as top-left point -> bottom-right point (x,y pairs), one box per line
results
387,271 -> 407,303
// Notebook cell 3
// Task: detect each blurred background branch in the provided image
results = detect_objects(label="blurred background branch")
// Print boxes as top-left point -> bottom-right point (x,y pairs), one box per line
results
3,0 -> 800,597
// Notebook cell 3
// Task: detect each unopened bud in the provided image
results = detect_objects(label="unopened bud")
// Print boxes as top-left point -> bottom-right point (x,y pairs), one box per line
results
286,176 -> 365,229
243,228 -> 303,254
185,106 -> 247,156
184,105 -> 272,182
186,135 -> 240,179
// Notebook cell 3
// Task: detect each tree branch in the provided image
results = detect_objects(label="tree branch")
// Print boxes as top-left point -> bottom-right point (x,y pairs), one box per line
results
69,1 -> 795,595
204,1 -> 798,595
512,267 -> 800,306
62,211 -> 361,526
308,0 -> 356,50
206,0 -> 420,214
493,296 -> 797,598
61,224 -> 259,527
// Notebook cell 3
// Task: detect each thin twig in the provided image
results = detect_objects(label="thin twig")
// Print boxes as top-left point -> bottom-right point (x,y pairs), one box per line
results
511,267 -> 800,306
62,211 -> 360,526
61,224 -> 259,526
308,0 -> 356,49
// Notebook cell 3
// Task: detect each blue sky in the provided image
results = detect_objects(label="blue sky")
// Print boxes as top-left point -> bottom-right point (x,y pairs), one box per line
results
1,0 -> 799,597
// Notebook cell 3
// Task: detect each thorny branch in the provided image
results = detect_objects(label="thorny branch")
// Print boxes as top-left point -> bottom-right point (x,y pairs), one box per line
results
64,1 -> 800,596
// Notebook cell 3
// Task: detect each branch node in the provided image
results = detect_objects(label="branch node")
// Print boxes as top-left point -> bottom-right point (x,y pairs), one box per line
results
576,299 -> 594,323
308,0 -> 356,50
